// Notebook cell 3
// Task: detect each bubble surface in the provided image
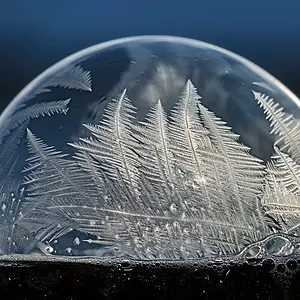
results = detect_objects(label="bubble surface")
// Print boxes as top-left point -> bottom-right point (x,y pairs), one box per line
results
0,35 -> 300,260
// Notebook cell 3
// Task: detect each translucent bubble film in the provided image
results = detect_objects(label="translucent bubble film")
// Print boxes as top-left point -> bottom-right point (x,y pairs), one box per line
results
1,36 -> 300,260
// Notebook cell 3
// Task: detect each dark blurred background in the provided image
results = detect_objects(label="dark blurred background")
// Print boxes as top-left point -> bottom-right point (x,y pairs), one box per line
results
0,0 -> 299,113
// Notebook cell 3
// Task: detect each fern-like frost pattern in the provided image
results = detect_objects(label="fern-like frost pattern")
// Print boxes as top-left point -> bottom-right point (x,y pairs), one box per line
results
0,97 -> 74,253
1,77 -> 300,259
253,92 -> 300,236
22,81 -> 267,258
22,64 -> 92,101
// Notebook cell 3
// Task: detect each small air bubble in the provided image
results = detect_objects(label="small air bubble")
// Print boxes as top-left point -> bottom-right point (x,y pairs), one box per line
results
263,258 -> 275,271
265,236 -> 294,256
277,263 -> 286,273
169,203 -> 178,213
45,245 -> 54,254
73,237 -> 80,245
121,260 -> 130,268
66,247 -> 72,254
287,259 -> 297,271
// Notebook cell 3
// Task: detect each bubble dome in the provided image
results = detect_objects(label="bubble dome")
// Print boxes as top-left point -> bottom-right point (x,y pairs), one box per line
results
1,35 -> 300,260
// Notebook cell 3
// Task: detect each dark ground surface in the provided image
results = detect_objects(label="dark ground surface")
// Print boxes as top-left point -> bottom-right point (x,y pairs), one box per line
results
0,255 -> 299,300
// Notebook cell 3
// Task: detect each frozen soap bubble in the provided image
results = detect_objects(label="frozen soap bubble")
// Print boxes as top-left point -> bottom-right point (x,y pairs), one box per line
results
0,35 -> 300,260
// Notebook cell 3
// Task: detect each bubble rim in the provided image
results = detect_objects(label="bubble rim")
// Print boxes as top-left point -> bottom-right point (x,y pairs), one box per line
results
1,35 -> 300,124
